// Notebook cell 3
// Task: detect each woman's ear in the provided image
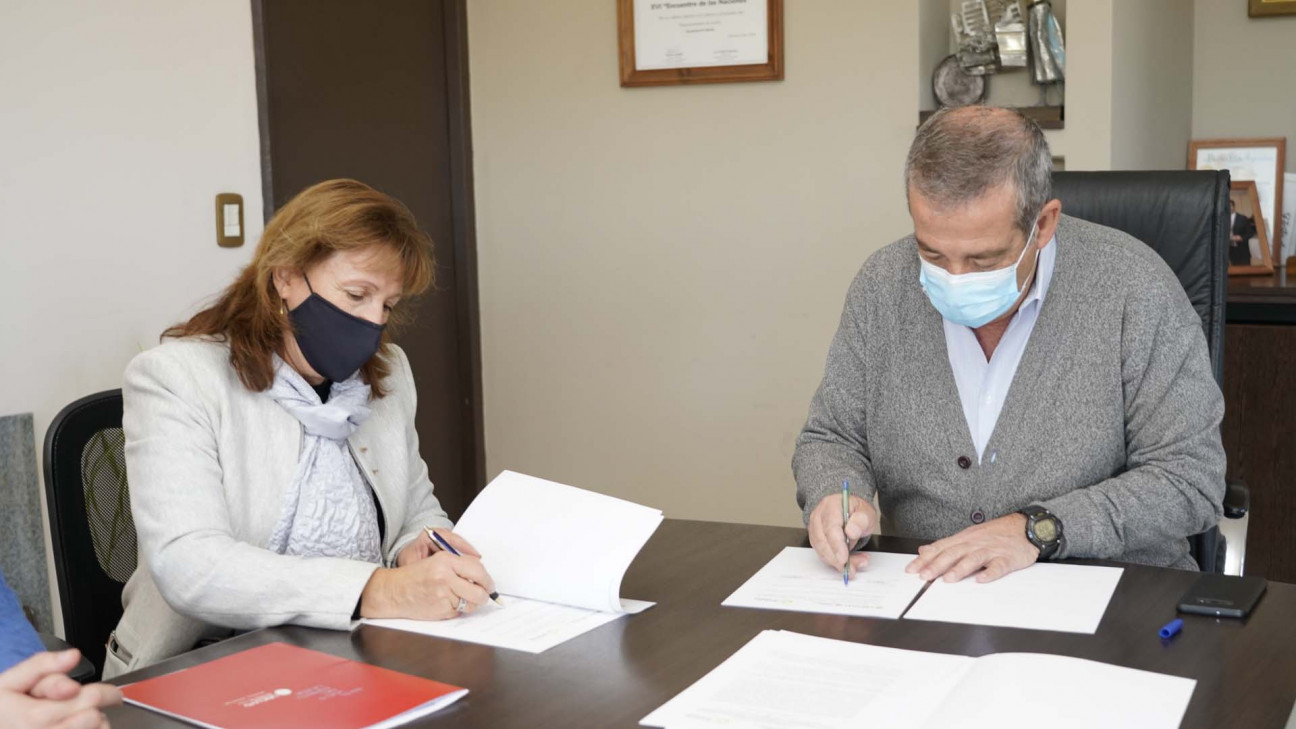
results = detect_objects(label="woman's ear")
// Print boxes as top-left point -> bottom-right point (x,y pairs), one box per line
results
271,268 -> 293,299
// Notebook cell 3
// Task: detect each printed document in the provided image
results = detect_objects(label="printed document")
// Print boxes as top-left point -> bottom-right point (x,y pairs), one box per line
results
365,471 -> 662,651
722,548 -> 926,619
641,630 -> 1195,729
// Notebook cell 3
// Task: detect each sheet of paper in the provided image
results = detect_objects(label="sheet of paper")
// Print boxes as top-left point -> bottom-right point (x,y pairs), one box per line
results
452,470 -> 663,613
365,597 -> 655,654
903,562 -> 1123,634
641,630 -> 972,729
643,630 -> 1195,729
921,652 -> 1196,729
633,0 -> 768,71
722,548 -> 927,619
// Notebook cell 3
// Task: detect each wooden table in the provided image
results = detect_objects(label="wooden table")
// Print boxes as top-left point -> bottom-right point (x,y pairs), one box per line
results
106,519 -> 1296,728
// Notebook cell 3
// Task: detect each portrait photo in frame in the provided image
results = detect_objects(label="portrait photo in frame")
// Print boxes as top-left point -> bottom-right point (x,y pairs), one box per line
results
1227,180 -> 1274,275
1189,138 -> 1286,260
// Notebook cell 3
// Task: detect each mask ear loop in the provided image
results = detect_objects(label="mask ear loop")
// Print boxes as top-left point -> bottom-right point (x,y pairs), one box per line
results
1014,215 -> 1045,293
302,272 -> 317,295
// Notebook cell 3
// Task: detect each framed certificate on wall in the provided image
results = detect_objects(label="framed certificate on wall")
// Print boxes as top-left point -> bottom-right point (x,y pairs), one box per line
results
618,0 -> 783,87
1190,138 -> 1287,253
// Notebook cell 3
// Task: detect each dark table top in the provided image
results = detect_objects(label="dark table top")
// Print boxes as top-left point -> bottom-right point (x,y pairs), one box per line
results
1228,267 -> 1296,323
106,519 -> 1296,729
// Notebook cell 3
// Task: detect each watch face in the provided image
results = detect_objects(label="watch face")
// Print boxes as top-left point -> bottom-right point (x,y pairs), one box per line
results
1034,517 -> 1058,543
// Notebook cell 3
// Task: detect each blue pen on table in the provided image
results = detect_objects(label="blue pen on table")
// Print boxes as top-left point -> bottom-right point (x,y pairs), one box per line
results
1158,618 -> 1183,640
425,527 -> 505,607
842,479 -> 851,586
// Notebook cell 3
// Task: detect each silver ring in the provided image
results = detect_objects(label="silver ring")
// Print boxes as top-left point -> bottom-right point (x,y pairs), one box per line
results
455,596 -> 468,614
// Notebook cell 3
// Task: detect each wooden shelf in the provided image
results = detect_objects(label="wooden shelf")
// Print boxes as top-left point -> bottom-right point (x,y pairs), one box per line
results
918,105 -> 1064,129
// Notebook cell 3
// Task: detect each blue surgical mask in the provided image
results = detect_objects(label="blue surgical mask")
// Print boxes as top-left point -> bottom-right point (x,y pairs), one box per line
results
918,221 -> 1041,329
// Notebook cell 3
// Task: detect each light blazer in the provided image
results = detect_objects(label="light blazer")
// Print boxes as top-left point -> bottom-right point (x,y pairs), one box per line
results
103,339 -> 452,677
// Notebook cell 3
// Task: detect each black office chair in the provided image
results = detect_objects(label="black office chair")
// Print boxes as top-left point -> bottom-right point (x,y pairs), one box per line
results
1052,170 -> 1249,573
43,389 -> 135,680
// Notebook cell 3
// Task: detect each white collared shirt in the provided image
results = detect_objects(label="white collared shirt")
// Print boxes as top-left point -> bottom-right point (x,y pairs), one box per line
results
943,236 -> 1057,462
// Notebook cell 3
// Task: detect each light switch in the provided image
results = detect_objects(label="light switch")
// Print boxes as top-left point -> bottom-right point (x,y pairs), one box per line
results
215,193 -> 244,248
223,204 -> 241,237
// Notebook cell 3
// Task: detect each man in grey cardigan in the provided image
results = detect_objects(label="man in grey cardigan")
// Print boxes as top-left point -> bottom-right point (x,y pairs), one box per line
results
794,107 -> 1225,584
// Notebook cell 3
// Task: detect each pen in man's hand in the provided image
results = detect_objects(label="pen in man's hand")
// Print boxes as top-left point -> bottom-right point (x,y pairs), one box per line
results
424,526 -> 505,607
842,479 -> 851,586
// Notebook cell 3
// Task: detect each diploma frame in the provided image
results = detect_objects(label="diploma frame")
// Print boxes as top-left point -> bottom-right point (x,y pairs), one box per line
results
1189,137 -> 1286,248
618,0 -> 784,87
1249,0 -> 1296,17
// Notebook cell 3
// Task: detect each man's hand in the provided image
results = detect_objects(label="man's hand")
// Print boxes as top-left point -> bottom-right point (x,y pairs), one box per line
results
807,493 -> 877,577
905,513 -> 1039,583
0,649 -> 122,729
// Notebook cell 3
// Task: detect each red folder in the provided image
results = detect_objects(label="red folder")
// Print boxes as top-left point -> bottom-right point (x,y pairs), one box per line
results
121,642 -> 467,729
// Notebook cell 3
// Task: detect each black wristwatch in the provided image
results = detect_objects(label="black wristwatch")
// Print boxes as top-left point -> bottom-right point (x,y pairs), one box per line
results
1018,505 -> 1063,560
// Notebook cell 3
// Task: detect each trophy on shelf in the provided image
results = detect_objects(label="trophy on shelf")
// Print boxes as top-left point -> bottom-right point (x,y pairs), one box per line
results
936,0 -> 1065,112
1027,0 -> 1065,104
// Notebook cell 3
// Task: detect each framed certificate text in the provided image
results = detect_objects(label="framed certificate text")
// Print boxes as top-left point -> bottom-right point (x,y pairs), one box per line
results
618,0 -> 784,87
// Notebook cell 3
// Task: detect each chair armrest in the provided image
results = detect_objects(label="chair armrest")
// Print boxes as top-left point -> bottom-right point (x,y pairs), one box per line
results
37,632 -> 97,684
1223,478 -> 1250,519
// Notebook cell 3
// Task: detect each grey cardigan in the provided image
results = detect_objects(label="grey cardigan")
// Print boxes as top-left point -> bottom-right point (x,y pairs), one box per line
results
103,340 -> 453,677
793,215 -> 1225,570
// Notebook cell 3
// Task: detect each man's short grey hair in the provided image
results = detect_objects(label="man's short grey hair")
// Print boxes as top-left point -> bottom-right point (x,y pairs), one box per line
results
905,106 -> 1053,234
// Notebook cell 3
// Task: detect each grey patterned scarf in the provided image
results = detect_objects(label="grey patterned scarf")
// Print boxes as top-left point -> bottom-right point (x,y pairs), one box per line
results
264,358 -> 382,563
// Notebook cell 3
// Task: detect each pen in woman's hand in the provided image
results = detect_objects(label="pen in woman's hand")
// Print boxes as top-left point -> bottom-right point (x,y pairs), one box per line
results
425,527 -> 505,607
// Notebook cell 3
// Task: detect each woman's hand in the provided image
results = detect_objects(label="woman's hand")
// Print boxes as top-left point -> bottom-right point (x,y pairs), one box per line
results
360,550 -> 496,621
395,528 -> 482,567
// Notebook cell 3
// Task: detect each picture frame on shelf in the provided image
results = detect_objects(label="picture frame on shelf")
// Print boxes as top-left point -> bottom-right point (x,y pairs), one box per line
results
1189,137 -> 1286,255
1227,181 -> 1274,276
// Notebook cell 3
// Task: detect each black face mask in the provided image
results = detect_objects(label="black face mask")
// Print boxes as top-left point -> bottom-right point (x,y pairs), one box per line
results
287,274 -> 385,382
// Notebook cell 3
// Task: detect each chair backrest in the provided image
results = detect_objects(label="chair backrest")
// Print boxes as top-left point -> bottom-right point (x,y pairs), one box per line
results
43,389 -> 134,678
1051,170 -> 1231,571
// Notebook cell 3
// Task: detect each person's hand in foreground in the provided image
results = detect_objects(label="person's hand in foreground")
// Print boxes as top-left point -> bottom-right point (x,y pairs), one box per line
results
0,649 -> 122,729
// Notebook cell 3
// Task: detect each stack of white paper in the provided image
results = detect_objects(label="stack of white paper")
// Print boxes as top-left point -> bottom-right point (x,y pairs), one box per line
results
364,471 -> 662,652
642,630 -> 1196,729
722,548 -> 926,619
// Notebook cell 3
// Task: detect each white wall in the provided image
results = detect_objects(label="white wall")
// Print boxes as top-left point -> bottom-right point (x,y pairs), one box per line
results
1110,0 -> 1195,170
1041,0 -> 1113,170
0,0 -> 264,631
1193,0 -> 1296,175
469,1 -> 919,527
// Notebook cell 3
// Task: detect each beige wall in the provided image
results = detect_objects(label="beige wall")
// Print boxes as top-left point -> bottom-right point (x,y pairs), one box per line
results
468,1 -> 918,527
1193,0 -> 1296,174
1043,0 -> 1114,169
0,0 -> 263,633
1110,0 -> 1195,170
